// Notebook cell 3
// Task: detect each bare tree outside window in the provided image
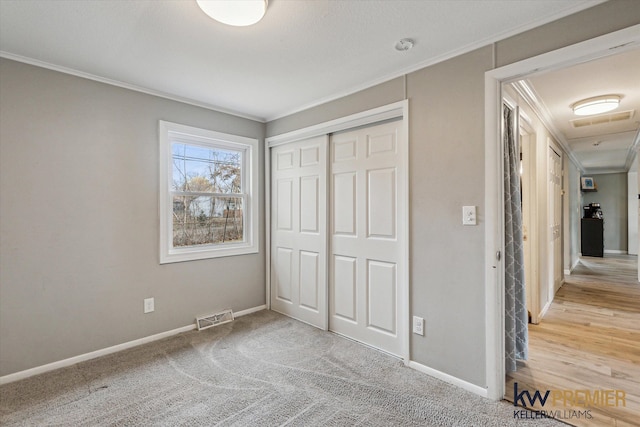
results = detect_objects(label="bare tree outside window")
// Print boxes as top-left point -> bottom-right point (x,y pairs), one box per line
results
171,143 -> 244,247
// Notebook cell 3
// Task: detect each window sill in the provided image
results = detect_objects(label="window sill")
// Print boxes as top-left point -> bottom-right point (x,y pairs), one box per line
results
160,243 -> 258,264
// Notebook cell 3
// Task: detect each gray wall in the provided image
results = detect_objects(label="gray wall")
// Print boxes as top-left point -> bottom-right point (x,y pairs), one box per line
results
494,0 -> 640,67
267,1 -> 640,387
583,173 -> 628,252
405,48 -> 489,384
268,50 -> 491,385
0,59 -> 266,376
1,0 -> 638,384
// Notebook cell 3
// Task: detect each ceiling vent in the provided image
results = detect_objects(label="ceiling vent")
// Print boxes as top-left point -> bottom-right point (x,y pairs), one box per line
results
570,110 -> 635,128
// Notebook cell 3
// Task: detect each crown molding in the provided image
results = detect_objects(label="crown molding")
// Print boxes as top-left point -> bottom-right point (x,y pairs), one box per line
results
0,51 -> 267,123
511,80 -> 584,173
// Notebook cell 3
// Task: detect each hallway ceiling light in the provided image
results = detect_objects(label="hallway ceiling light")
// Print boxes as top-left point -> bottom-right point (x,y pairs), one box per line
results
572,95 -> 620,116
196,0 -> 268,27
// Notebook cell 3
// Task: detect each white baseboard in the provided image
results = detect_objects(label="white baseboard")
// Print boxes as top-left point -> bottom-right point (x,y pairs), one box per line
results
604,249 -> 627,254
538,299 -> 552,320
235,304 -> 266,317
0,304 -> 266,386
564,258 -> 581,276
0,325 -> 195,386
572,258 -> 579,272
537,295 -> 554,321
408,360 -> 488,398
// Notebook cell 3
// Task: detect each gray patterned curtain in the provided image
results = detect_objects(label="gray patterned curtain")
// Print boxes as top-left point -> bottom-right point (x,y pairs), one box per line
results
503,105 -> 528,373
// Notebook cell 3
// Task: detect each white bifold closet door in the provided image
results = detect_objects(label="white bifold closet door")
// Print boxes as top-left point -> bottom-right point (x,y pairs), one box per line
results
329,120 -> 405,357
270,136 -> 328,329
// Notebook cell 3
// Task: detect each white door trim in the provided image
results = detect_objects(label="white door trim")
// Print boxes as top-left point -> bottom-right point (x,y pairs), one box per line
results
265,100 -> 409,363
266,101 -> 407,148
484,24 -> 640,400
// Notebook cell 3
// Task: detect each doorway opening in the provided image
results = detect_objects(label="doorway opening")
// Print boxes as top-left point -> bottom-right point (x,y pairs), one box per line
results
488,27 -> 640,426
484,24 -> 640,403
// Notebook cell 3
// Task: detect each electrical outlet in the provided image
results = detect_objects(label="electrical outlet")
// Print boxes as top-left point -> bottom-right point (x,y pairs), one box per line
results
413,316 -> 424,336
144,297 -> 154,314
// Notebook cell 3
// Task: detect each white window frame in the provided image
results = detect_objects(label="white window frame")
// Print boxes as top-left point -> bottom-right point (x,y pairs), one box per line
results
159,120 -> 259,264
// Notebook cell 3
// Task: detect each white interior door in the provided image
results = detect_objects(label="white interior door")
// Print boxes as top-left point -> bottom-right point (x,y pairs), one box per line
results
548,146 -> 562,301
329,120 -> 406,356
270,136 -> 328,329
628,172 -> 638,256
520,130 -> 538,324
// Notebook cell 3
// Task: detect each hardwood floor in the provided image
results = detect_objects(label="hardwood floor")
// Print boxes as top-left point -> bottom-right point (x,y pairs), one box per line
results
505,255 -> 640,427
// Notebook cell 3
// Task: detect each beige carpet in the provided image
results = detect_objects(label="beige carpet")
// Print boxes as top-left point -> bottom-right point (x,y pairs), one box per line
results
0,310 -> 564,426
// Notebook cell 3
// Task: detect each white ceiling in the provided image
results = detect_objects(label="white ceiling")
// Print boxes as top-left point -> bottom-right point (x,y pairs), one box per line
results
523,49 -> 640,174
0,0 -> 602,122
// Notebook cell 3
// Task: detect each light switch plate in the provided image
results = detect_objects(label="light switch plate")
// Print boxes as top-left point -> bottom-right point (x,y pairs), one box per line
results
144,297 -> 154,314
463,206 -> 477,225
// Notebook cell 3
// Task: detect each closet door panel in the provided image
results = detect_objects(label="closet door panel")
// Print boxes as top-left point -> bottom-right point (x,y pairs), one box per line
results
270,136 -> 328,329
329,120 -> 405,356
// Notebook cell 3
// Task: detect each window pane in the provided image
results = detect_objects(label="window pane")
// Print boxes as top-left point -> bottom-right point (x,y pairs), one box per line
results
171,143 -> 242,193
172,195 -> 244,247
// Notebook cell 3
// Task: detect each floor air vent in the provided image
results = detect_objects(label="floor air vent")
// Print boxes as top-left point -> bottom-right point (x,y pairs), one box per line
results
196,309 -> 234,330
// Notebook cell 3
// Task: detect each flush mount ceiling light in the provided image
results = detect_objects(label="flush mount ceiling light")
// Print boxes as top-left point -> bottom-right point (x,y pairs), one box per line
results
196,0 -> 268,27
572,95 -> 621,116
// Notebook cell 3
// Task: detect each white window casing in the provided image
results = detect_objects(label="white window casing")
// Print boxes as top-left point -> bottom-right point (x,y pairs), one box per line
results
159,120 -> 259,264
